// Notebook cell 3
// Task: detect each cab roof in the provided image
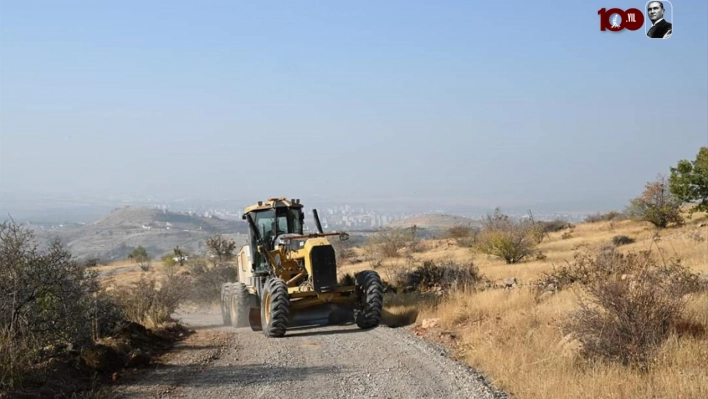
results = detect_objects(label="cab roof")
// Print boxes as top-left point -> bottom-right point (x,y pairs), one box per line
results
243,197 -> 304,214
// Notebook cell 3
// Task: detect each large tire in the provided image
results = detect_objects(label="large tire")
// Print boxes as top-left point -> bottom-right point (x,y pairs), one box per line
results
354,270 -> 383,329
220,283 -> 232,326
260,278 -> 290,337
229,282 -> 252,328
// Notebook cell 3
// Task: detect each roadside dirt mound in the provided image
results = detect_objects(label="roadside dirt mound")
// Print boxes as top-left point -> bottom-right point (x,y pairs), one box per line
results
1,321 -> 194,399
96,321 -> 194,373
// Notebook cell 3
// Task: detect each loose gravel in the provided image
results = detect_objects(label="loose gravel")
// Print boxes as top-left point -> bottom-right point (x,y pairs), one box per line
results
112,310 -> 510,399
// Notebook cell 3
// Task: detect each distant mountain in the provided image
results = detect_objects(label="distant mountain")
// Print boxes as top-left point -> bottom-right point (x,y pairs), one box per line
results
91,206 -> 239,231
30,206 -> 249,262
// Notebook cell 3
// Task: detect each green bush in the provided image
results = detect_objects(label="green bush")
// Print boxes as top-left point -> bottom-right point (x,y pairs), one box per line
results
0,220 -> 121,389
205,235 -> 236,264
669,146 -> 708,215
162,254 -> 177,267
626,175 -> 684,228
128,246 -> 152,271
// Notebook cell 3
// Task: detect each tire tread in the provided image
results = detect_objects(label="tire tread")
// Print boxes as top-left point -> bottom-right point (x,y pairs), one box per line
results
262,278 -> 290,337
355,270 -> 383,329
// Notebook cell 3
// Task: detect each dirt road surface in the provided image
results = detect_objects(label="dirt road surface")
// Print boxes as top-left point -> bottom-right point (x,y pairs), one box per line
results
112,309 -> 508,399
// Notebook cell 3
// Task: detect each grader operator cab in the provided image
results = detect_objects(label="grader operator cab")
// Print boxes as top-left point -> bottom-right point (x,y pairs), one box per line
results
220,197 -> 383,337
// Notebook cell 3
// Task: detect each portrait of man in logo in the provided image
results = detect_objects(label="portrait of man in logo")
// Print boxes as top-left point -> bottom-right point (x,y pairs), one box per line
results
646,1 -> 672,39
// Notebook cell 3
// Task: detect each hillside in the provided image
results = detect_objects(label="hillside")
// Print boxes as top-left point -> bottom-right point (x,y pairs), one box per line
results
338,211 -> 708,399
32,206 -> 249,262
387,213 -> 481,230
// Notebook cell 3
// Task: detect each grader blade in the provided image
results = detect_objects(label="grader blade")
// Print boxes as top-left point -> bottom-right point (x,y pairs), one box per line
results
248,307 -> 262,331
289,303 -> 354,328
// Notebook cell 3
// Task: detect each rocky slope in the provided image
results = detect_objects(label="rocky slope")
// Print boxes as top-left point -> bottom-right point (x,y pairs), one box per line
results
30,206 -> 249,261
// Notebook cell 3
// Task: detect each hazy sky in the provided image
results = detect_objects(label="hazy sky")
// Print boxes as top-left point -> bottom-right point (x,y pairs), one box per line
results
1,1 -> 707,211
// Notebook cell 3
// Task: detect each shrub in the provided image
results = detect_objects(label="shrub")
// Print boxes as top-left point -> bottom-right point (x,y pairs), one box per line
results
669,146 -> 708,215
563,249 -> 701,369
331,239 -> 355,265
535,255 -> 593,293
162,254 -> 177,268
446,225 -> 475,238
473,208 -> 544,264
84,258 -> 101,267
205,235 -> 236,264
612,235 -> 635,246
625,175 -> 684,228
445,225 -> 478,247
111,273 -> 191,328
172,246 -> 188,266
537,247 -> 702,293
0,221 -> 112,388
394,259 -> 483,293
585,211 -> 623,223
128,246 -> 152,271
185,259 -> 237,304
87,292 -> 125,340
364,227 -> 413,259
539,219 -> 574,233
338,273 -> 355,287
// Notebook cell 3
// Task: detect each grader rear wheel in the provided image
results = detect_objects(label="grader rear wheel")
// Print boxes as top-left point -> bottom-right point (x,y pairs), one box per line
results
260,278 -> 290,337
220,283 -> 232,326
230,282 -> 252,328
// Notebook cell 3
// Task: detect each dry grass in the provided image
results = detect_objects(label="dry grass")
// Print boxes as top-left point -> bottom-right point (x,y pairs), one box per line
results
368,212 -> 708,399
108,273 -> 192,329
92,260 -> 153,288
381,292 -> 439,327
428,291 -> 708,399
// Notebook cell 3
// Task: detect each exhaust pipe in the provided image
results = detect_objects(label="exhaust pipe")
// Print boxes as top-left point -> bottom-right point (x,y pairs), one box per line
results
312,209 -> 324,233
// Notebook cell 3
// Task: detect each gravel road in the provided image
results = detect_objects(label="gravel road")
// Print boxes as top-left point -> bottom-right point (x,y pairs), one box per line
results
113,309 -> 509,399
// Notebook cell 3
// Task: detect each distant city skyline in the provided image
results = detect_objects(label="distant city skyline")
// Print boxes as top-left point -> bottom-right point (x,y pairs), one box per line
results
0,190 -> 617,226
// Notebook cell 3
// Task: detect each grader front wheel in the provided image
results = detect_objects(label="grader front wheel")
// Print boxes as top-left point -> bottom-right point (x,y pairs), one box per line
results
355,270 -> 383,329
260,278 -> 290,337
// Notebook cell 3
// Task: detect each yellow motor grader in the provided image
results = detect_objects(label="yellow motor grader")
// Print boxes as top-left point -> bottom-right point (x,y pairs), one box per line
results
220,197 -> 383,337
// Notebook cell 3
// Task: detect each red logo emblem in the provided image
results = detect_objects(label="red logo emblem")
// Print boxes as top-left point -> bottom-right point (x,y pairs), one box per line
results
598,8 -> 645,31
